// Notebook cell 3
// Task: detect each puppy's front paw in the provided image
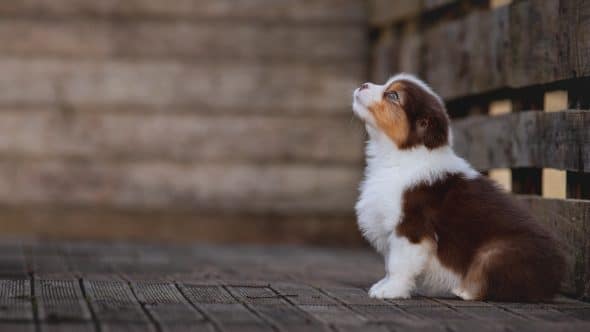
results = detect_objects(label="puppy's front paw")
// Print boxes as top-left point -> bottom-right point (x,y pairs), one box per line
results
369,277 -> 387,295
368,278 -> 411,299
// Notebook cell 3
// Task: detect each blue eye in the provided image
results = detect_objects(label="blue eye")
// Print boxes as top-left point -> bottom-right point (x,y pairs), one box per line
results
385,91 -> 399,102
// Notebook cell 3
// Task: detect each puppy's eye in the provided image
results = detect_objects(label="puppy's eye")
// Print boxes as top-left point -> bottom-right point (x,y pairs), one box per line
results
385,91 -> 399,102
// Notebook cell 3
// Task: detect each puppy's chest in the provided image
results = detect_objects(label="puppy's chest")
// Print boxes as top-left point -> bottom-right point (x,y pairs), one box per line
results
355,166 -> 410,252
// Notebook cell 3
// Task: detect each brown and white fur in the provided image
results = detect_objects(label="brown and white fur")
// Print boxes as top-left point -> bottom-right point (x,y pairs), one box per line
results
352,74 -> 564,302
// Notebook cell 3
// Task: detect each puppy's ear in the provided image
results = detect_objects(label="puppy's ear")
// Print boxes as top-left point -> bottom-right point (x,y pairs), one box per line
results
420,113 -> 448,149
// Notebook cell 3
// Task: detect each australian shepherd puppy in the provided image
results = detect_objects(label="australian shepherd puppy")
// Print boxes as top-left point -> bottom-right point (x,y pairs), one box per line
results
352,74 -> 564,302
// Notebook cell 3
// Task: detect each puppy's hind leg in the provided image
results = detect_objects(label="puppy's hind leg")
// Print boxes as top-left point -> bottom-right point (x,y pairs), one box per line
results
452,286 -> 480,301
452,263 -> 486,301
453,243 -> 503,301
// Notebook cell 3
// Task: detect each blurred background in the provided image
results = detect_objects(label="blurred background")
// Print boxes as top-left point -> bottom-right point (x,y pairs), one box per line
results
0,0 -> 588,253
0,0 -> 369,245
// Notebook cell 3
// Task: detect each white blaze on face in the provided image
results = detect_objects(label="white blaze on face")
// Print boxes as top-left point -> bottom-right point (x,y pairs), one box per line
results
352,82 -> 386,126
352,74 -> 446,135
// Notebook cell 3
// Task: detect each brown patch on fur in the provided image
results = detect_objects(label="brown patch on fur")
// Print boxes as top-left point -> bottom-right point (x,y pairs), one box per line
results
396,173 -> 565,302
369,80 -> 449,150
368,99 -> 410,147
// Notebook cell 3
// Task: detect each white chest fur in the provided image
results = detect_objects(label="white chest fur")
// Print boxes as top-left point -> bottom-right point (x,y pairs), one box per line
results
355,131 -> 478,255
356,161 -> 409,254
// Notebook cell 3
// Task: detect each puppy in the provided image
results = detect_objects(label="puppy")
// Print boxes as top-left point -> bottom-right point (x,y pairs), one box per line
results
352,74 -> 564,302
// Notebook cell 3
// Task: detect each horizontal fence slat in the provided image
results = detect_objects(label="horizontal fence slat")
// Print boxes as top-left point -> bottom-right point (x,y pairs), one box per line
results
0,0 -> 366,23
370,0 -> 459,25
423,0 -> 457,10
517,195 -> 590,299
0,205 -> 361,247
0,58 -> 362,113
452,110 -> 590,172
0,111 -> 364,164
370,0 -> 422,25
420,0 -> 590,100
0,161 -> 360,213
0,20 -> 365,62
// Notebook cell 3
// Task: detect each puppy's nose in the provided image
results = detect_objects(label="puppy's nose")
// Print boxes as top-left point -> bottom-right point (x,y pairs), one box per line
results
359,83 -> 370,91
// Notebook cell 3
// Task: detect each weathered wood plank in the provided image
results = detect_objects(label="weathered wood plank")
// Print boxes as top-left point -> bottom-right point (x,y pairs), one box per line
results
0,206 -> 361,246
0,280 -> 33,321
345,304 -> 416,324
35,279 -> 92,322
131,282 -> 204,324
0,58 -> 362,114
157,324 -> 215,332
0,323 -> 35,332
560,0 -> 590,84
558,307 -> 590,321
322,286 -> 431,331
178,284 -> 237,304
369,0 -> 422,25
370,29 -> 396,83
0,0 -> 366,23
0,161 -> 360,214
40,322 -> 96,332
507,0 -> 562,89
452,306 -> 524,321
334,325 -> 390,332
296,305 -> 366,326
369,0 -> 477,26
398,305 -> 467,320
452,110 -> 590,172
0,111 -> 364,164
2,241 -> 590,330
372,21 -> 422,83
397,22 -> 423,75
197,303 -> 265,325
517,196 -> 590,299
272,283 -> 366,326
100,323 -> 156,332
320,287 -> 386,306
423,0 -> 590,100
178,284 -> 274,331
82,279 -> 153,324
424,5 -> 509,99
423,0 -> 457,10
0,20 -> 365,61
227,285 -> 320,328
272,283 -> 338,306
441,321 -> 512,332
494,303 -> 577,322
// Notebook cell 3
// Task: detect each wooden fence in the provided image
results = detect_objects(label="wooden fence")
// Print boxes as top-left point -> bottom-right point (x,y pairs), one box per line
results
369,0 -> 589,299
0,0 -> 368,245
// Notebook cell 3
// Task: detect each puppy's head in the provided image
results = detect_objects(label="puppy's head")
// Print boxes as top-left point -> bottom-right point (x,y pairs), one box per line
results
352,74 -> 449,150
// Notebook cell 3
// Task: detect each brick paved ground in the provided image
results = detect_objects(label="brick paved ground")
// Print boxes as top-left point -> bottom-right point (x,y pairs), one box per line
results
0,240 -> 587,331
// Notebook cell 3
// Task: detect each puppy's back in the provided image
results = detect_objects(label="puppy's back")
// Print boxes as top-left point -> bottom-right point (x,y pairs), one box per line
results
398,173 -> 565,301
